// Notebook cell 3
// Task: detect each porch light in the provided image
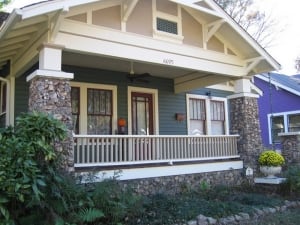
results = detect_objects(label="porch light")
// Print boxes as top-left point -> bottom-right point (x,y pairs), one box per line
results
118,118 -> 126,127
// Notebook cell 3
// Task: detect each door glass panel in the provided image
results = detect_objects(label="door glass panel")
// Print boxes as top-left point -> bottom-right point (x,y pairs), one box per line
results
132,93 -> 153,135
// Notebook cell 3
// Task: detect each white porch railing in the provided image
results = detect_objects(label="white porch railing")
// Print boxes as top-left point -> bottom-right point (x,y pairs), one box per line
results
73,135 -> 239,167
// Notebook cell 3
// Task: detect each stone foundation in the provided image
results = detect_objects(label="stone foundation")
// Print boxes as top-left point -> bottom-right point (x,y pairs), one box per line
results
229,96 -> 263,172
120,169 -> 244,195
28,77 -> 74,171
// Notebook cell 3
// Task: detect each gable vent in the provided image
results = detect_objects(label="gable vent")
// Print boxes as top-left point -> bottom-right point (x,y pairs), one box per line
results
157,18 -> 178,35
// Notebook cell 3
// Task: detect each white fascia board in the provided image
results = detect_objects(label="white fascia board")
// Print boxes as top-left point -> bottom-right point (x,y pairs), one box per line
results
20,0 -> 107,19
170,0 -> 222,18
56,32 -> 246,76
0,9 -> 22,40
256,74 -> 300,97
201,0 -> 281,71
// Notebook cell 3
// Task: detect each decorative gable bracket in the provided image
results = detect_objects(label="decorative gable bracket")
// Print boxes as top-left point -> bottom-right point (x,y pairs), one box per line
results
244,57 -> 263,75
204,19 -> 225,42
121,0 -> 138,30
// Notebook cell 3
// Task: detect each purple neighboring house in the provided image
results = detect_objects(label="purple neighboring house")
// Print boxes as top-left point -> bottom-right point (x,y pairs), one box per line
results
254,73 -> 300,149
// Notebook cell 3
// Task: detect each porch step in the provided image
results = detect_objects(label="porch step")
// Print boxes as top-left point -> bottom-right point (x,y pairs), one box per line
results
254,177 -> 286,184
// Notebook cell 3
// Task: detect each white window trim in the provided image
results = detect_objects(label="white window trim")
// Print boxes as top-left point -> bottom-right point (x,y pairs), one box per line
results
0,77 -> 11,126
152,0 -> 184,44
128,86 -> 159,135
71,82 -> 117,134
267,110 -> 300,144
186,94 -> 229,135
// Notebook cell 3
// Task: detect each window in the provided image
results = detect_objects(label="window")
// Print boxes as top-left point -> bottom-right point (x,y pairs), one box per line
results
0,82 -> 6,114
271,116 -> 284,143
152,0 -> 183,43
189,98 -> 206,135
210,100 -> 225,135
71,87 -> 80,134
87,89 -> 112,134
288,114 -> 300,132
70,82 -> 117,134
157,18 -> 178,35
187,94 -> 228,135
268,110 -> 300,144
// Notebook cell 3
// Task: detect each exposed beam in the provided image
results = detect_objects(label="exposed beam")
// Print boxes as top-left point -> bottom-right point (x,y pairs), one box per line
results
174,72 -> 233,93
6,26 -> 39,39
204,19 -> 225,42
49,8 -> 69,42
0,35 -> 31,48
244,57 -> 263,75
122,0 -> 138,22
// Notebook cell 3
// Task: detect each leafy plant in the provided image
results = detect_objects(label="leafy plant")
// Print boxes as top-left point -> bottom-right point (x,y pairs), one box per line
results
280,165 -> 300,195
258,150 -> 285,166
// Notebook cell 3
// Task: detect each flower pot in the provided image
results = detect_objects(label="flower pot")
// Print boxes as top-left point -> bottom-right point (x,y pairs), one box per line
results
260,166 -> 282,178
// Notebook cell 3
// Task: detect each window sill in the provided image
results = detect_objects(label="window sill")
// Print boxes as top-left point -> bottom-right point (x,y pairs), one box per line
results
153,29 -> 183,44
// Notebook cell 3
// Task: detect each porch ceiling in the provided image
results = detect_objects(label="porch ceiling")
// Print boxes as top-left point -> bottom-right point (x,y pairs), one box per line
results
62,51 -> 195,79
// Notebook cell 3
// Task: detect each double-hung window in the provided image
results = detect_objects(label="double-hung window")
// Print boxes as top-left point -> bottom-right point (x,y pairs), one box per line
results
268,111 -> 300,144
71,82 -> 117,134
187,94 -> 228,135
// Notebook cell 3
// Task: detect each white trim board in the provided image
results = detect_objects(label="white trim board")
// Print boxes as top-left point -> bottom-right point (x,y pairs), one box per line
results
77,160 -> 243,182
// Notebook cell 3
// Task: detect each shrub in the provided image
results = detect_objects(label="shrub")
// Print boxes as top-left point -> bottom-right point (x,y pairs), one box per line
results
280,165 -> 300,195
258,150 -> 285,167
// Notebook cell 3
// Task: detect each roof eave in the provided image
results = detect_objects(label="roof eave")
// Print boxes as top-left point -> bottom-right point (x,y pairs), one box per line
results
204,0 -> 281,72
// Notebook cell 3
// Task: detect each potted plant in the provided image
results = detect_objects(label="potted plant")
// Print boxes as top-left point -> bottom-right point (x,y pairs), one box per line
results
258,150 -> 285,178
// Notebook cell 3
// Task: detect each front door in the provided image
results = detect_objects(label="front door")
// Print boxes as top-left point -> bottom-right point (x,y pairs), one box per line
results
131,92 -> 154,135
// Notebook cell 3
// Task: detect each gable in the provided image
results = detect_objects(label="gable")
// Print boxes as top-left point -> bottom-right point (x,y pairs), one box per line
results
0,0 -> 280,86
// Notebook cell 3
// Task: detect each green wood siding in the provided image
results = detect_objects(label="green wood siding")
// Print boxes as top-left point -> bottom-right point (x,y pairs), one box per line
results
15,65 -> 233,134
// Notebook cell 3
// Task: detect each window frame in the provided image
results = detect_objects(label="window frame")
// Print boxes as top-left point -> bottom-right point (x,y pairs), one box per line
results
186,94 -> 229,135
268,110 -> 300,144
70,82 -> 117,134
152,0 -> 184,43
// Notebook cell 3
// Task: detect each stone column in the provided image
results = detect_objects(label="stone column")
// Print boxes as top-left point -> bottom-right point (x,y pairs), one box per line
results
26,43 -> 74,171
228,78 -> 263,173
279,132 -> 300,167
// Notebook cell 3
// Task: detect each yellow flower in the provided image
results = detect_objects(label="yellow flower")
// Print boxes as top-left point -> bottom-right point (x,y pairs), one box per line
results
258,150 -> 285,167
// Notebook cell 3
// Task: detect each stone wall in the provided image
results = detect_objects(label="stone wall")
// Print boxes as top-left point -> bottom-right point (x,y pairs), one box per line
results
229,96 -> 263,172
120,169 -> 244,196
280,133 -> 300,167
28,77 -> 74,171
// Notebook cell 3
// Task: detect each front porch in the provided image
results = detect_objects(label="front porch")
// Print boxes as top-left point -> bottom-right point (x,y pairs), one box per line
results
74,134 -> 240,167
73,134 -> 243,181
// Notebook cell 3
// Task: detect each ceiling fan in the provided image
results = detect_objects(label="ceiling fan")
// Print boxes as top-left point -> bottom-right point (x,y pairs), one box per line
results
127,61 -> 151,83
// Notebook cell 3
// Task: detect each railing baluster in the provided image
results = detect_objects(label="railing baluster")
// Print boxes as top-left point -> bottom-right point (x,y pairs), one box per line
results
72,134 -> 239,167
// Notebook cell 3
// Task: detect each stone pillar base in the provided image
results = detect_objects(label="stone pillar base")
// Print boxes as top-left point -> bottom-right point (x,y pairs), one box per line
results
228,95 -> 263,173
28,75 -> 74,172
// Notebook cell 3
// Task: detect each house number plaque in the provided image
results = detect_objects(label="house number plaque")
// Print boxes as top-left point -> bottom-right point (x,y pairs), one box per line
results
163,58 -> 174,65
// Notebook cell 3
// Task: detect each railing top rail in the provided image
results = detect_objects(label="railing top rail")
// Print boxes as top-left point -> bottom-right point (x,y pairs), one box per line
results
73,134 -> 240,138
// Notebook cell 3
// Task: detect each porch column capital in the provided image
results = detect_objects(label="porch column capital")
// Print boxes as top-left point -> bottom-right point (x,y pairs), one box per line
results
38,42 -> 65,71
227,78 -> 260,99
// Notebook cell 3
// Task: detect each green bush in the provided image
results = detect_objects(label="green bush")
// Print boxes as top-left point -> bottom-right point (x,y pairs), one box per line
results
281,165 -> 300,195
0,112 -> 67,224
0,112 -> 142,225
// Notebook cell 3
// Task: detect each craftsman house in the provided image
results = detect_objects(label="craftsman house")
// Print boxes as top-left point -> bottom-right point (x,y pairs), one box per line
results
0,0 -> 279,187
254,73 -> 300,150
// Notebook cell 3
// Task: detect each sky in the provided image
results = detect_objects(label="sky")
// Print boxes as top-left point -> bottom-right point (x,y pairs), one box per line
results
3,0 -> 300,75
